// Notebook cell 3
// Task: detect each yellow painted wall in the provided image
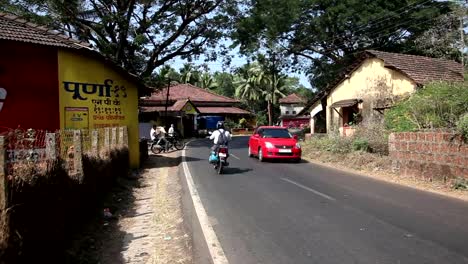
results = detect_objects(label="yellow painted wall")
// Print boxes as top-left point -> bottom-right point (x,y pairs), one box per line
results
326,58 -> 417,132
58,50 -> 140,168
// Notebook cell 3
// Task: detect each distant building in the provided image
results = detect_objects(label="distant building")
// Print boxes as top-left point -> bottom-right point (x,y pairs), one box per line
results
0,13 -> 145,167
278,93 -> 309,128
139,84 -> 251,137
298,50 -> 464,136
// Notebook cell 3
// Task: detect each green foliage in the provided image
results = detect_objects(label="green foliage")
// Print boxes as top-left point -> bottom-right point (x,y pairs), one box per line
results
224,120 -> 239,130
452,177 -> 468,190
308,135 -> 353,154
352,138 -> 370,152
256,113 -> 268,126
1,0 -> 238,79
456,113 -> 468,140
233,0 -> 457,90
385,82 -> 468,132
239,118 -> 247,128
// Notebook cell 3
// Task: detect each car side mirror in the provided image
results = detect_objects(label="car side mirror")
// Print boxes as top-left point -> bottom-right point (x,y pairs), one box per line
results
253,134 -> 260,138
293,135 -> 298,140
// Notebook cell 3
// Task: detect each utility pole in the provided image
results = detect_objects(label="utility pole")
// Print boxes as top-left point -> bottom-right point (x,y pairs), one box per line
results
460,1 -> 467,70
164,78 -> 171,129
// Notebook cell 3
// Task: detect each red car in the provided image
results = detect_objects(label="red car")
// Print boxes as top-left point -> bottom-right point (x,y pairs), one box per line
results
248,126 -> 301,162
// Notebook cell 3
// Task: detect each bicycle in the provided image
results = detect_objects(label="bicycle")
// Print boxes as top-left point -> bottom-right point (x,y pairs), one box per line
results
150,134 -> 185,154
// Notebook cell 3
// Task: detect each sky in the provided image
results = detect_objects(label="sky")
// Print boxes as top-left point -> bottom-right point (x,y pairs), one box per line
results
169,44 -> 312,89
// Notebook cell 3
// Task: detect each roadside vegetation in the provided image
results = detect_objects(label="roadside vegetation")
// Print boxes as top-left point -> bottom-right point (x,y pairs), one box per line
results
385,81 -> 468,137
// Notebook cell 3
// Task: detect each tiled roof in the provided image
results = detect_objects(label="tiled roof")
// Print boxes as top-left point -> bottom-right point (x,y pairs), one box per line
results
279,93 -> 306,104
0,12 -> 91,50
140,105 -> 250,115
366,50 -> 464,84
197,107 -> 251,115
145,84 -> 239,103
171,99 -> 190,111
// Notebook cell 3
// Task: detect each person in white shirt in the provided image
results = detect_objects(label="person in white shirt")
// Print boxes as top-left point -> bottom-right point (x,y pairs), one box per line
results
168,124 -> 175,137
151,125 -> 168,151
150,125 -> 157,141
209,122 -> 231,151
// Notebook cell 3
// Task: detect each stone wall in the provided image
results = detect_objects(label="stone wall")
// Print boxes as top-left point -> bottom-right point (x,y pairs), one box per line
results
389,132 -> 467,181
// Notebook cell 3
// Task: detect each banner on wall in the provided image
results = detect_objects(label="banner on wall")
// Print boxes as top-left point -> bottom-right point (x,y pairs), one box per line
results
62,79 -> 128,128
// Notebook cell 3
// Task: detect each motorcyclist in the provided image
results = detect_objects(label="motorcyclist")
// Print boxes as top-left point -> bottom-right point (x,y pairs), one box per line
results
209,121 -> 231,152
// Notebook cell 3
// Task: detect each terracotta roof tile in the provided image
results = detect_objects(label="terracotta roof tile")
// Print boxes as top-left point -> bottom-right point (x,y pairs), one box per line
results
0,12 -> 91,49
279,93 -> 306,104
146,83 -> 239,103
366,50 -> 463,84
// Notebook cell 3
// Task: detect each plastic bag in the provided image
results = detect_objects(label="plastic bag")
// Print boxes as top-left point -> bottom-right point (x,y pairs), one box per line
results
208,151 -> 218,163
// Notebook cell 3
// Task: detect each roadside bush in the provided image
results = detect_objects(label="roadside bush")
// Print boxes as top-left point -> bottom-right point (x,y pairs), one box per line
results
308,134 -> 353,154
352,138 -> 370,152
353,122 -> 389,155
456,113 -> 468,141
239,118 -> 247,128
385,81 -> 468,132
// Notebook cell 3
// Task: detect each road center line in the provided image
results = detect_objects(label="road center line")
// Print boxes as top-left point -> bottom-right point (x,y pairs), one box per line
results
230,154 -> 240,160
281,178 -> 336,201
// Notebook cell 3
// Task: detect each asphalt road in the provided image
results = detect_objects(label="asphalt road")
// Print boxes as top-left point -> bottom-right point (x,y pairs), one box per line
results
185,136 -> 468,264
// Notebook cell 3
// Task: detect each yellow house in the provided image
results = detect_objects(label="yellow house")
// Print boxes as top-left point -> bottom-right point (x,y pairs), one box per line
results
300,50 -> 464,136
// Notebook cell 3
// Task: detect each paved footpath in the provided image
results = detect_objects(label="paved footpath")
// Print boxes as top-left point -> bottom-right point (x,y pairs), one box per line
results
106,151 -> 191,264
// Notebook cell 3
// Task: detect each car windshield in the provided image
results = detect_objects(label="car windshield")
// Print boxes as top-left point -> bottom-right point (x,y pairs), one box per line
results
261,128 -> 291,138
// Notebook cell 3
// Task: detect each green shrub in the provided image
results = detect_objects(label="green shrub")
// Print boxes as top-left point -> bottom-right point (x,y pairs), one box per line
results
456,113 -> 468,140
308,134 -> 353,154
452,177 -> 468,190
353,122 -> 390,155
352,138 -> 370,152
385,81 -> 468,132
224,120 -> 238,130
239,118 -> 247,128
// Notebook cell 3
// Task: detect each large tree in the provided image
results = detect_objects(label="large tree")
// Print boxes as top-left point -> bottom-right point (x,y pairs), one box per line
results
1,0 -> 239,79
232,0 -> 457,90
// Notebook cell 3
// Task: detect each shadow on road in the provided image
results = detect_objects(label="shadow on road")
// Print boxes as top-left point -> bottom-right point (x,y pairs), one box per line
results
222,167 -> 253,175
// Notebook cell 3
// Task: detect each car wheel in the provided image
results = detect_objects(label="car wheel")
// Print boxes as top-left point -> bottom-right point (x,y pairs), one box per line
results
258,148 -> 264,162
248,146 -> 253,157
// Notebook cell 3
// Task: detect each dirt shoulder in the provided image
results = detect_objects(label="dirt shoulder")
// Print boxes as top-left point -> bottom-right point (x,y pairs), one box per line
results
301,145 -> 468,202
65,151 -> 192,264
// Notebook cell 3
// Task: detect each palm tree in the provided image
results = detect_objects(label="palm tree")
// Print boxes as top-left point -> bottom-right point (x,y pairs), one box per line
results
260,74 -> 287,125
197,72 -> 218,90
179,64 -> 199,85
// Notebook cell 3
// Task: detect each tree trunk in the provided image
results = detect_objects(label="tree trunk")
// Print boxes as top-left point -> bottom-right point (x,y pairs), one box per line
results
267,100 -> 273,126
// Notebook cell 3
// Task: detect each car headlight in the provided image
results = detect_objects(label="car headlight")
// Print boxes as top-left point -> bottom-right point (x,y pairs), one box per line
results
265,142 -> 274,149
295,143 -> 301,149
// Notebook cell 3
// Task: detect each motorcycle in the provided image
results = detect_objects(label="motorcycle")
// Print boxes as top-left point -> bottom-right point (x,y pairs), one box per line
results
210,145 -> 229,174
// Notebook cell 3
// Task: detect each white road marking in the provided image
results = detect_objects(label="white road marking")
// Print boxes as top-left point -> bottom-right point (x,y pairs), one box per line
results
230,154 -> 240,160
182,145 -> 229,264
281,178 -> 336,201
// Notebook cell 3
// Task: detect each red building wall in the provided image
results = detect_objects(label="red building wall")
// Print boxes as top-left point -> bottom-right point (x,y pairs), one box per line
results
0,41 -> 59,131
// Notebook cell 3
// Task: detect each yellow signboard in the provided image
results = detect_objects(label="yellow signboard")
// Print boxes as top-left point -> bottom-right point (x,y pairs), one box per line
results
182,101 -> 198,114
58,50 -> 140,167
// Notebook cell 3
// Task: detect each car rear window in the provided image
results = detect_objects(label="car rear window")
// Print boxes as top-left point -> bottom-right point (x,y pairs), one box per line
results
261,128 -> 291,138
